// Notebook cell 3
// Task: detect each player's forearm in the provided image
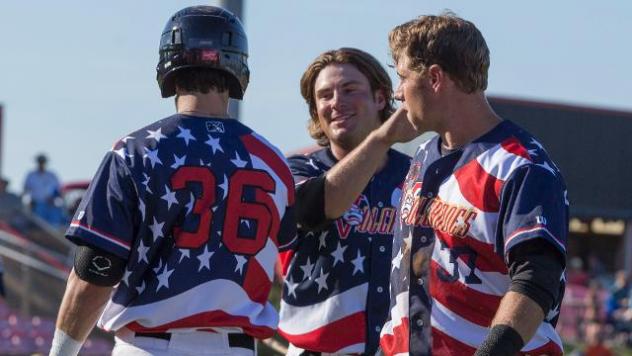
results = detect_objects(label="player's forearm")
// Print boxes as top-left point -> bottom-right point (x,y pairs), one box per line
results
324,131 -> 391,219
488,290 -> 544,345
55,269 -> 113,342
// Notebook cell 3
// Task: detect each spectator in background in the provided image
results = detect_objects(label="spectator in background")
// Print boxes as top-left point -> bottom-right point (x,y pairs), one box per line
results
606,270 -> 631,336
0,177 -> 22,214
583,320 -> 613,356
22,154 -> 64,226
567,256 -> 590,286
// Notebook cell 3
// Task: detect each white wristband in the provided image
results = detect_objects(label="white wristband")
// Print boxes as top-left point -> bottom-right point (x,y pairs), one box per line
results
49,328 -> 83,356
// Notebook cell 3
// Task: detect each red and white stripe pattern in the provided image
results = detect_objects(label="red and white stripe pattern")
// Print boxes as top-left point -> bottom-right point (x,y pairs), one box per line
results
381,128 -> 566,355
279,284 -> 368,353
100,266 -> 278,339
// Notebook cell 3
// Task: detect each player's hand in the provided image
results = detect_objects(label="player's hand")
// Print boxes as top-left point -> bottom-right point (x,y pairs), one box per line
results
374,106 -> 422,145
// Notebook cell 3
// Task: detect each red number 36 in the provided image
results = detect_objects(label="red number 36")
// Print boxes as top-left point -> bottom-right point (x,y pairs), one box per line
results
170,166 -> 279,255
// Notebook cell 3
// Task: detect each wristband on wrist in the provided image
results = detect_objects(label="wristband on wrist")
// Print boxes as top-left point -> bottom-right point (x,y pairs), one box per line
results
474,324 -> 524,356
49,328 -> 83,356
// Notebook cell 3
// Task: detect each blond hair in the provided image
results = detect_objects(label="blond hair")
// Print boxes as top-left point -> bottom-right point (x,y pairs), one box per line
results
389,12 -> 490,93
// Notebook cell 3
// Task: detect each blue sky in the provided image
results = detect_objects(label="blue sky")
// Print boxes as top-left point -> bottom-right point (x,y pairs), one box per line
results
0,0 -> 630,191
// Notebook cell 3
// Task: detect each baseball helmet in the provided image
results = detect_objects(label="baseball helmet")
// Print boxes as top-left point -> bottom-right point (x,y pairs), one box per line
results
156,6 -> 249,99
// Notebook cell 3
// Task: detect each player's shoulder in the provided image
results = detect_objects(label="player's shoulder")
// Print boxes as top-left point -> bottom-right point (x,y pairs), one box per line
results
239,128 -> 286,162
387,148 -> 412,165
492,121 -> 566,184
289,147 -> 330,163
110,115 -> 177,148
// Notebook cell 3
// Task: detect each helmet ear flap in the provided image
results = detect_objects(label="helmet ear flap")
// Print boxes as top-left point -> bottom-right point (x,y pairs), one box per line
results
156,6 -> 249,99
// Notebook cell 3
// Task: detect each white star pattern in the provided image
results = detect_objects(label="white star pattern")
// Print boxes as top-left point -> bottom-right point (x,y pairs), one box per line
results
149,218 -> 165,241
392,248 -> 404,272
205,135 -> 224,154
161,185 -> 178,210
137,239 -> 149,264
121,136 -> 134,143
178,249 -> 190,263
136,281 -> 146,295
318,231 -> 328,250
138,199 -> 146,221
146,128 -> 167,143
197,246 -> 214,271
121,269 -> 132,286
351,250 -> 366,275
538,161 -> 557,176
153,259 -> 163,274
156,264 -> 174,292
218,174 -> 228,200
143,147 -> 162,168
314,268 -> 330,293
285,275 -> 299,299
113,147 -> 133,160
527,148 -> 539,157
564,190 -> 570,206
176,126 -> 196,146
530,138 -> 544,150
171,154 -> 186,169
299,257 -> 315,281
231,152 -> 247,168
331,242 -> 347,267
307,159 -> 319,170
142,173 -> 153,194
234,255 -> 248,274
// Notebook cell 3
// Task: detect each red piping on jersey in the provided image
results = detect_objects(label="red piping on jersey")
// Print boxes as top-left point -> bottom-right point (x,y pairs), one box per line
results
70,220 -> 131,250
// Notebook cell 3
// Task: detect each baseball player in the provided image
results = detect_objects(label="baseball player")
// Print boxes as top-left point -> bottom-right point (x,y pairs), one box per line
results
378,14 -> 568,355
277,48 -> 411,355
49,6 -> 296,356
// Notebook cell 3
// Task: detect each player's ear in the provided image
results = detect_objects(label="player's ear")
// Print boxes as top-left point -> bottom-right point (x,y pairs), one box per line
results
427,64 -> 444,93
373,89 -> 386,111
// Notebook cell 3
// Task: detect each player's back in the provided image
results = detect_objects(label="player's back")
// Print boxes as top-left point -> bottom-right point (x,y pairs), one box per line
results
69,114 -> 296,338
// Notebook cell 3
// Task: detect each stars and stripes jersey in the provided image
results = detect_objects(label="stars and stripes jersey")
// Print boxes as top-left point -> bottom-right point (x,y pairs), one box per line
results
380,120 -> 569,355
278,148 -> 411,355
66,114 -> 297,339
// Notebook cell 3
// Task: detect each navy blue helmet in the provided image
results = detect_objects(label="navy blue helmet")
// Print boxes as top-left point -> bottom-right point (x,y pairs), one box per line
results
157,6 -> 249,99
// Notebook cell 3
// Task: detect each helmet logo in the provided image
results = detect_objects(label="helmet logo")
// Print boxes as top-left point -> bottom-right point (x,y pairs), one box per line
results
201,50 -> 219,62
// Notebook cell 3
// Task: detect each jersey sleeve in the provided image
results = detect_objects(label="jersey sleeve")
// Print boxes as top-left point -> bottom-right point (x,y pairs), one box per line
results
287,154 -> 331,231
287,154 -> 324,183
66,151 -> 139,260
499,164 -> 569,260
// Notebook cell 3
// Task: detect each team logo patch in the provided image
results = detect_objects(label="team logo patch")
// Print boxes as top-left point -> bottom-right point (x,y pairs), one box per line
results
90,256 -> 112,277
343,195 -> 370,226
206,121 -> 225,134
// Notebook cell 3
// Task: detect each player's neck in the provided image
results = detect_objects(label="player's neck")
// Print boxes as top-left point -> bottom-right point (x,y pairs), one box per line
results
175,90 -> 230,119
439,93 -> 501,150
